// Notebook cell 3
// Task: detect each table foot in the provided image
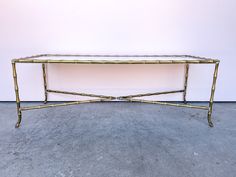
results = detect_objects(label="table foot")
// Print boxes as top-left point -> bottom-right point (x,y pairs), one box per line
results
15,113 -> 22,128
15,122 -> 21,128
208,121 -> 214,127
208,114 -> 214,127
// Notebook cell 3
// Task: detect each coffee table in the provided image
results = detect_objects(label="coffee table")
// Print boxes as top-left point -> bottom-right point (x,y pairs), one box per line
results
12,54 -> 220,128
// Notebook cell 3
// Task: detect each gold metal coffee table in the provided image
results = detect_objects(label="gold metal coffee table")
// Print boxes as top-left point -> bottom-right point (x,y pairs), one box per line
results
12,54 -> 220,128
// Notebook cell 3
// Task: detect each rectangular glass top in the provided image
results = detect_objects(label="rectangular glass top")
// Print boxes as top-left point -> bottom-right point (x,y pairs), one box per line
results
12,54 -> 219,64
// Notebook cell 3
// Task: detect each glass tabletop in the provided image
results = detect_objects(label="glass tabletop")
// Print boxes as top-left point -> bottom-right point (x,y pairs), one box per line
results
12,54 -> 219,64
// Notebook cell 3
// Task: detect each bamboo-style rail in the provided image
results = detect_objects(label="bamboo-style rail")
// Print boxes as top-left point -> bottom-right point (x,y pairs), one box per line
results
12,59 -> 218,64
47,89 -> 116,100
119,98 -> 208,110
118,90 -> 184,99
20,98 -> 112,111
12,54 -> 219,64
11,54 -> 220,128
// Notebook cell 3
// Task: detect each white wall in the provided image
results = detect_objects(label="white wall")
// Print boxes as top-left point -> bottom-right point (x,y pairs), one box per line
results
0,0 -> 235,101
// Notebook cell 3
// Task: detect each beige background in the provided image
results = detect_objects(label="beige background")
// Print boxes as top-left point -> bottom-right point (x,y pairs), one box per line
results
0,0 -> 235,101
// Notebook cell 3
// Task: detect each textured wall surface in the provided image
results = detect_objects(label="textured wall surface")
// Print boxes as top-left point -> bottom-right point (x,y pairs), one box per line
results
0,0 -> 235,101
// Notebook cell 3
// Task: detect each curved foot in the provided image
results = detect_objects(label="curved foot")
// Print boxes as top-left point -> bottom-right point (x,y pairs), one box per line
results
208,121 -> 214,128
208,112 -> 214,128
44,101 -> 47,104
15,122 -> 21,128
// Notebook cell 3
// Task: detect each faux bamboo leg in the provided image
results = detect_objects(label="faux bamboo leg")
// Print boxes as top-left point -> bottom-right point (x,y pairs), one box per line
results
207,62 -> 219,127
42,63 -> 48,104
183,64 -> 189,104
12,62 -> 22,128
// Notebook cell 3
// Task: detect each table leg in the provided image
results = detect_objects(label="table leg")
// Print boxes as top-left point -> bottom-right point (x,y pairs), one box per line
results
12,62 -> 22,128
183,64 -> 189,104
207,62 -> 219,127
42,63 -> 48,104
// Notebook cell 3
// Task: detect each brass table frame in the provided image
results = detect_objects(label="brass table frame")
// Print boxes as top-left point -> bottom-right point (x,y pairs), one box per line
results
12,54 -> 220,128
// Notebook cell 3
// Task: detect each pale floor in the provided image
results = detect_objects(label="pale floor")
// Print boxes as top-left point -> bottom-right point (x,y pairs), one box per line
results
0,102 -> 235,177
